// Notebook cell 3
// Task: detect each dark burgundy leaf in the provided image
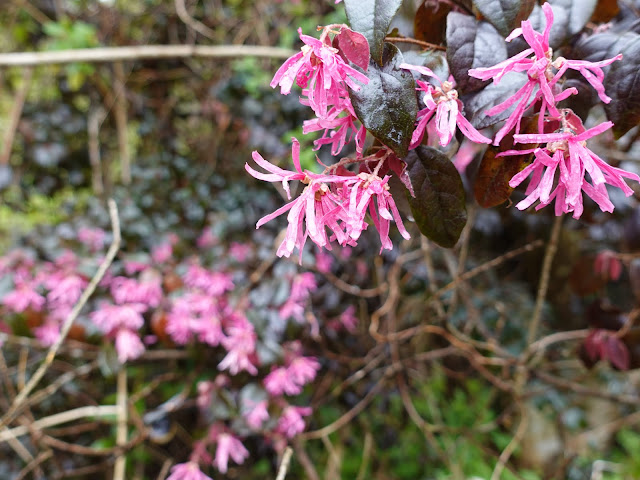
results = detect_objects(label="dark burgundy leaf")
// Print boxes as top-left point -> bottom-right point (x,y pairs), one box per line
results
606,336 -> 631,370
472,0 -> 535,37
446,12 -> 507,94
461,72 -> 528,129
583,330 -> 603,362
405,146 -> 467,248
335,27 -> 371,71
414,0 -> 452,45
344,0 -> 403,65
604,34 -> 640,137
473,116 -> 538,208
586,299 -> 627,331
629,259 -> 640,302
349,43 -> 417,158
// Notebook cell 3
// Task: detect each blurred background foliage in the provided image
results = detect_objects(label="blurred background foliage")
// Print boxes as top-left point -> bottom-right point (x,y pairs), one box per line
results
1,0 -> 640,479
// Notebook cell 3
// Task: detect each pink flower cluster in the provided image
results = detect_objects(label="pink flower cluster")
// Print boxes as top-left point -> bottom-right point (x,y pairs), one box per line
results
465,3 -> 636,217
272,25 -> 370,157
246,140 -> 409,259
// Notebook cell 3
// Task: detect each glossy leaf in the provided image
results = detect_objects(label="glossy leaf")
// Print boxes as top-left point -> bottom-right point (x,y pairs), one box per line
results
604,34 -> 640,137
344,0 -> 403,65
472,0 -> 535,37
405,146 -> 467,248
548,0 -> 598,36
461,72 -> 528,129
446,12 -> 507,94
350,43 -> 417,158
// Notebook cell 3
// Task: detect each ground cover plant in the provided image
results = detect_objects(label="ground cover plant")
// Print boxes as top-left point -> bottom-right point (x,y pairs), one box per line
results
1,0 -> 640,479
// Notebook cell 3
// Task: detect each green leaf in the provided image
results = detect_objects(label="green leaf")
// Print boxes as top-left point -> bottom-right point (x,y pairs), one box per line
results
344,0 -> 403,65
349,43 -> 417,158
472,0 -> 535,37
405,146 -> 466,248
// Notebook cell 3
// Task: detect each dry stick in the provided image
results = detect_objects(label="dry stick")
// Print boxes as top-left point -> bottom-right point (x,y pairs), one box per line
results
1,199 -> 121,428
527,215 -> 563,345
175,0 -> 217,40
275,446 -> 294,480
113,62 -> 131,185
88,106 -> 106,195
0,45 -> 296,67
0,66 -> 32,165
113,368 -> 128,480
490,402 -> 529,480
15,450 -> 53,480
0,405 -> 120,442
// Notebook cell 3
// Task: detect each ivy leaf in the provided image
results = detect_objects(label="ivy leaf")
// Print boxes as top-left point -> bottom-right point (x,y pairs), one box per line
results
461,72 -> 528,129
446,12 -> 507,94
350,43 -> 417,158
604,35 -> 640,137
405,146 -> 466,248
344,0 -> 403,65
472,0 -> 535,37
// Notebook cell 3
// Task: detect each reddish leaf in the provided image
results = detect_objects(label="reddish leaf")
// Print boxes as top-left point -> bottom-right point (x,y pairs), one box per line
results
335,27 -> 371,71
606,335 -> 630,370
569,255 -> 607,296
583,330 -> 603,362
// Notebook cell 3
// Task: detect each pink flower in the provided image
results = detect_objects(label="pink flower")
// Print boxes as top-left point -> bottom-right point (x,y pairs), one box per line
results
167,293 -> 223,346
218,314 -> 258,375
315,249 -> 333,273
213,433 -> 249,474
342,173 -> 411,251
503,118 -> 639,217
183,264 -> 234,297
287,355 -> 320,386
2,282 -> 45,313
90,303 -> 146,333
34,321 -> 60,347
78,227 -> 106,252
468,3 -> 621,145
115,327 -> 146,363
244,400 -> 270,430
47,274 -> 87,308
110,274 -> 163,308
264,367 -> 302,396
400,64 -> 491,148
276,406 -> 312,438
271,26 -> 369,117
229,242 -> 252,262
166,462 -> 213,480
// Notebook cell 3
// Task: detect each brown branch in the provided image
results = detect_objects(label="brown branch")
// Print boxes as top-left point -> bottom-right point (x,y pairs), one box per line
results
175,0 -> 217,40
0,66 -> 33,165
384,36 -> 446,51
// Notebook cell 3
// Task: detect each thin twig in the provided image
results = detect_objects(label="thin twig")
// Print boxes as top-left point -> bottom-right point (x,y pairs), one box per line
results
527,215 -> 563,345
113,368 -> 128,480
384,35 -> 446,51
1,199 -> 120,428
490,402 -> 528,480
275,446 -> 294,480
0,405 -> 120,442
113,62 -> 131,185
0,66 -> 32,165
0,44 -> 296,66
175,0 -> 217,40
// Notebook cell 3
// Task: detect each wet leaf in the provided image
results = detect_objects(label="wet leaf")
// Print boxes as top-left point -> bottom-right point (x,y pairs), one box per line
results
446,12 -> 507,94
405,146 -> 467,248
350,43 -> 417,158
345,0 -> 403,65
604,34 -> 640,137
472,0 -> 535,37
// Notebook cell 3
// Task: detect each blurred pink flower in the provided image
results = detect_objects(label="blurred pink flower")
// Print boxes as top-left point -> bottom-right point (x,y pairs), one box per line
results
34,321 -> 60,347
46,274 -> 87,308
276,406 -> 312,438
218,314 -> 258,375
166,462 -> 213,480
167,293 -> 223,346
594,250 -> 623,281
90,303 -> 146,333
2,282 -> 45,313
183,264 -> 234,297
115,328 -> 146,363
229,242 -> 252,262
110,274 -> 163,308
244,400 -> 269,430
213,433 -> 249,474
78,227 -> 106,252
264,366 -> 302,396
287,355 -> 320,386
